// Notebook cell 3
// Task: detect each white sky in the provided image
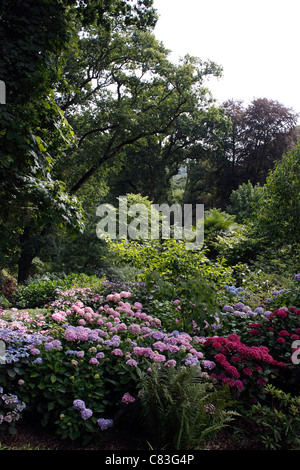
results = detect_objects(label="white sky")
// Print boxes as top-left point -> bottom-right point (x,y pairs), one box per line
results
152,0 -> 300,121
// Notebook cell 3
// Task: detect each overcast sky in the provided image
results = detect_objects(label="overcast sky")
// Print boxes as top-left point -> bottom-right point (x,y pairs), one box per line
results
152,0 -> 300,121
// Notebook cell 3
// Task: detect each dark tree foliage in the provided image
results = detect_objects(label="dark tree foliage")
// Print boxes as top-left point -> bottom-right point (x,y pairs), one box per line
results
184,98 -> 299,209
0,0 -> 156,282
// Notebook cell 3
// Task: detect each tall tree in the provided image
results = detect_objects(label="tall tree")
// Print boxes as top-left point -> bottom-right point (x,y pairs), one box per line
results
242,98 -> 298,183
0,0 -> 157,282
184,98 -> 298,209
55,28 -> 222,195
253,143 -> 300,247
103,105 -> 230,204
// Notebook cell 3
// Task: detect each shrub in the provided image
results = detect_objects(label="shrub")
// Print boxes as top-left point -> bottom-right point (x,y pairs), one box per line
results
203,208 -> 238,255
244,307 -> 300,362
202,333 -> 286,405
252,144 -> 300,246
12,273 -> 105,308
268,285 -> 300,311
0,387 -> 26,435
226,181 -> 263,224
249,384 -> 300,450
11,289 -> 221,441
0,313 -> 50,394
243,307 -> 300,394
105,237 -> 236,332
2,279 -> 298,446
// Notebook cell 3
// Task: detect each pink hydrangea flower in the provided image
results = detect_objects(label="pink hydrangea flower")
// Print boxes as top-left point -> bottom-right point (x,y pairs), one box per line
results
121,393 -> 135,404
111,348 -> 123,357
89,357 -> 99,365
52,312 -> 66,322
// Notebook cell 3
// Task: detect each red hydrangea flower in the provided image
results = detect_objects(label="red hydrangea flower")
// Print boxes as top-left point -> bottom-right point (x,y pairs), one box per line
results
227,334 -> 241,342
278,330 -> 290,337
274,309 -> 288,318
224,364 -> 240,378
249,323 -> 262,328
214,353 -> 227,364
257,377 -> 267,386
250,329 -> 260,336
231,356 -> 242,363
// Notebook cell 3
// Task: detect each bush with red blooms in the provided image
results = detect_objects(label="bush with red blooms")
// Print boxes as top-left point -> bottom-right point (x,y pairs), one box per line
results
203,333 -> 287,405
246,307 -> 300,364
245,307 -> 300,395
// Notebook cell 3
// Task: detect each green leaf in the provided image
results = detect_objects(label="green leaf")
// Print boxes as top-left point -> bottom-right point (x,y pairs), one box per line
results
50,374 -> 57,383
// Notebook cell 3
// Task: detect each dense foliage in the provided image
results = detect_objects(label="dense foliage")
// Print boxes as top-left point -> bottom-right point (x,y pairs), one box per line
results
0,265 -> 299,449
0,0 -> 299,452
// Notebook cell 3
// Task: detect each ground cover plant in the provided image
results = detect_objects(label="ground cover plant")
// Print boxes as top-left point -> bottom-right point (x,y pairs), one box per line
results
0,270 -> 299,449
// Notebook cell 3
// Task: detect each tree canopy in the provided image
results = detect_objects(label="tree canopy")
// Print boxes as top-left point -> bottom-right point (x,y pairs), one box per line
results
0,0 -> 225,282
1,1 -> 299,283
183,98 -> 299,208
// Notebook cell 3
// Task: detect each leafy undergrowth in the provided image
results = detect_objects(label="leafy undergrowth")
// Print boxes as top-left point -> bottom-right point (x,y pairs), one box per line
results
0,414 -> 265,451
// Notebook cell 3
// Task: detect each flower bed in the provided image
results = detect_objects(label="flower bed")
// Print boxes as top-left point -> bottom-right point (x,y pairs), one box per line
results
0,281 -> 299,448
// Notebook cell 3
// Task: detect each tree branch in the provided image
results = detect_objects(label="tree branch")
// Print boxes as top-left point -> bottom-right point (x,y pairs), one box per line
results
78,124 -> 118,147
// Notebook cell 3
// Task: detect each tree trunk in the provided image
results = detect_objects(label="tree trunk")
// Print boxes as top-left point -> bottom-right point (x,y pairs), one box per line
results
17,226 -> 36,284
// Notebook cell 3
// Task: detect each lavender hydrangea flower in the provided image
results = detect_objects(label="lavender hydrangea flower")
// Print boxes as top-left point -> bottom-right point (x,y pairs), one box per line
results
201,360 -> 216,370
97,418 -> 114,431
73,399 -> 86,410
111,335 -> 121,347
121,393 -> 135,404
81,408 -> 93,420
126,359 -> 138,367
234,302 -> 245,310
183,354 -> 199,366
223,305 -> 234,312
254,307 -> 264,314
295,273 -> 300,281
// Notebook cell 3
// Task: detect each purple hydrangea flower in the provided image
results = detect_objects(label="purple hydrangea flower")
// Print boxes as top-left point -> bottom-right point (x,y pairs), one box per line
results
97,418 -> 114,431
201,360 -> 216,370
126,359 -> 138,367
73,399 -> 86,410
223,305 -> 234,312
254,307 -> 264,314
183,354 -> 199,366
81,408 -> 93,420
111,335 -> 121,347
33,357 -> 43,364
234,302 -> 245,310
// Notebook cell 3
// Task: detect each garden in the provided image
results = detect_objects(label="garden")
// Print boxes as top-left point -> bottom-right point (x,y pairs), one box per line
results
1,238 -> 300,450
1,0 -> 300,453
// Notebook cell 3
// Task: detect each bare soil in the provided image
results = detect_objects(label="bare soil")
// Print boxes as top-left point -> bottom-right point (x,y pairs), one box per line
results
0,416 -> 265,451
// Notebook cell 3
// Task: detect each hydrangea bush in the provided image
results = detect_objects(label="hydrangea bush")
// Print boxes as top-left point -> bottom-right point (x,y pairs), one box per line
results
0,387 -> 26,434
1,289 -> 223,441
0,277 -> 299,446
202,333 -> 287,404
